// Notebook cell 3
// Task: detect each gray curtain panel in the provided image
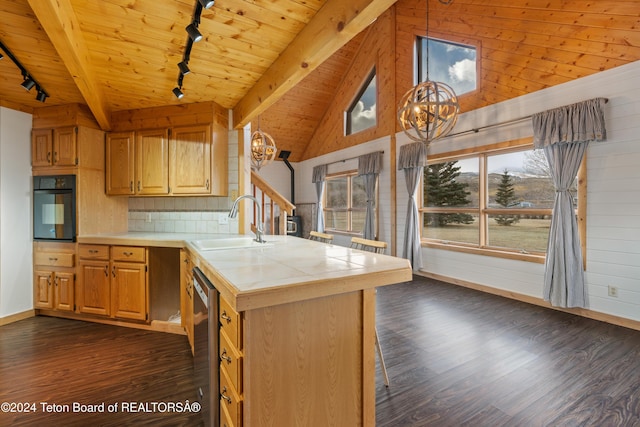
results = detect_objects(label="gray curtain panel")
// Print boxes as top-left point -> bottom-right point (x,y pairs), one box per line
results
532,97 -> 607,308
398,142 -> 427,271
312,164 -> 328,232
358,152 -> 383,240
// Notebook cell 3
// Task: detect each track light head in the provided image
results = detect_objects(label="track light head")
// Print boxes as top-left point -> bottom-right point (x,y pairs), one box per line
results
198,0 -> 215,8
36,89 -> 48,102
173,87 -> 184,99
178,61 -> 190,75
186,23 -> 203,42
21,77 -> 36,91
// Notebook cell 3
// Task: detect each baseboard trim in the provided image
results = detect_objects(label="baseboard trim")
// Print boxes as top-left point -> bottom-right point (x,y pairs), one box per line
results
0,309 -> 36,326
416,271 -> 640,332
35,310 -> 186,335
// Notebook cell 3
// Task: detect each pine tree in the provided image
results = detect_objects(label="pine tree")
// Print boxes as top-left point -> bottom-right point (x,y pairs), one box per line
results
424,161 -> 474,226
494,169 -> 520,226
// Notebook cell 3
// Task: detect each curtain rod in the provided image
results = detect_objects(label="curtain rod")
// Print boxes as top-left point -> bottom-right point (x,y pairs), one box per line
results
324,150 -> 384,167
444,98 -> 609,139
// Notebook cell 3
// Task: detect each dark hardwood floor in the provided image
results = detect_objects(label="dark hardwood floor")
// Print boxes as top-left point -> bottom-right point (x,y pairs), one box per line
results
375,277 -> 640,427
1,275 -> 639,426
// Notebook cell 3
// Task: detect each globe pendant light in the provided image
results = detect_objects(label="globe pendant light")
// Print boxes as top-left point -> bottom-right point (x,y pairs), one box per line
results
397,0 -> 459,145
250,117 -> 277,170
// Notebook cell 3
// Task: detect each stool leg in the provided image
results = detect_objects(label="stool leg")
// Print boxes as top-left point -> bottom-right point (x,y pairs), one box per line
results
375,327 -> 389,387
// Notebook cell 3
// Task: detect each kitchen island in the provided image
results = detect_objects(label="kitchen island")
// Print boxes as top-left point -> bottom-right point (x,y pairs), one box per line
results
78,232 -> 412,426
188,235 -> 412,427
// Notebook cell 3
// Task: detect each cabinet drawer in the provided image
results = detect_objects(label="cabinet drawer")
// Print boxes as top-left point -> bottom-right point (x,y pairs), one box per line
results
78,244 -> 109,260
220,297 -> 242,350
111,246 -> 145,262
220,367 -> 242,427
220,330 -> 243,393
34,252 -> 75,268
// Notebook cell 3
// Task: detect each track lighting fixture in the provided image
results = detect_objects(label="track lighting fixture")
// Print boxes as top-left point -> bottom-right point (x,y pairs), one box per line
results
186,23 -> 203,42
173,87 -> 184,99
0,39 -> 49,102
21,76 -> 36,91
178,61 -> 190,75
198,0 -> 215,9
172,0 -> 214,98
36,89 -> 48,103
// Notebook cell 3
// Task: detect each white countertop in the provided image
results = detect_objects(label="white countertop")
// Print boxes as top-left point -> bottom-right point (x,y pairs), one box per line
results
77,232 -> 413,311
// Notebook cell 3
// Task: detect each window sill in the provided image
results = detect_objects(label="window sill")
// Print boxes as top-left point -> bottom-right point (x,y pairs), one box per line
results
423,241 -> 546,264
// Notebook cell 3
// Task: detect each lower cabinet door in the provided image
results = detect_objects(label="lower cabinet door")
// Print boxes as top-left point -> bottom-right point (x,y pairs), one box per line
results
54,271 -> 75,311
34,270 -> 54,309
111,262 -> 147,321
77,261 -> 111,316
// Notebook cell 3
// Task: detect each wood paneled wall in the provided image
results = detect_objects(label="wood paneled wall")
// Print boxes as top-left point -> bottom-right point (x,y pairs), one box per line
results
302,9 -> 397,160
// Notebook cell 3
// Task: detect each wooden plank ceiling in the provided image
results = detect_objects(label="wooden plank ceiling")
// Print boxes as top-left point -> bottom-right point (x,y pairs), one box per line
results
1,0 -> 638,162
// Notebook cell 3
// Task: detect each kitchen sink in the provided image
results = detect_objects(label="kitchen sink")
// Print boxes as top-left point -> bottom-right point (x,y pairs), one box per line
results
191,237 -> 274,251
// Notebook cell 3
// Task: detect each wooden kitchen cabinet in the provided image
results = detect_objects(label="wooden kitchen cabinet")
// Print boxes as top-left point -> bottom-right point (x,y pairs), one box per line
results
106,131 -> 135,195
77,244 -> 148,321
106,125 -> 220,196
33,242 -> 76,312
136,129 -> 169,195
106,130 -> 170,196
77,245 -> 111,316
31,126 -> 77,169
170,125 -> 212,195
180,249 -> 195,353
111,246 -> 148,321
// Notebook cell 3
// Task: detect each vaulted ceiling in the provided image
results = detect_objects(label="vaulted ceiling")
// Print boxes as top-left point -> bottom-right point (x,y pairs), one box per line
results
1,0 -> 638,162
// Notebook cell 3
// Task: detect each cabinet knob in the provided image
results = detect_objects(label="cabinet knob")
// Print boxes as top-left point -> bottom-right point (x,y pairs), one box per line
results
104,265 -> 109,277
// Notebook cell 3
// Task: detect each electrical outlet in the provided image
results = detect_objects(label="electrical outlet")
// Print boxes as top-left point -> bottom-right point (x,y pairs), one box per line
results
608,285 -> 619,297
219,213 -> 229,225
231,189 -> 238,200
145,213 -> 152,223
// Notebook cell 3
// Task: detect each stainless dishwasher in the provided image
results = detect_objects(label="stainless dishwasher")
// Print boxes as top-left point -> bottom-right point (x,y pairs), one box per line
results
193,267 -> 219,427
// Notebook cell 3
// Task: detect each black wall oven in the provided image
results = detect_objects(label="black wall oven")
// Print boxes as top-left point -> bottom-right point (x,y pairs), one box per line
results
33,175 -> 76,242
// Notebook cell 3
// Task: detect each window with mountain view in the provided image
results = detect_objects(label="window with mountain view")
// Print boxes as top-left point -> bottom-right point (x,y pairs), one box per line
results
418,36 -> 477,96
421,146 -> 565,258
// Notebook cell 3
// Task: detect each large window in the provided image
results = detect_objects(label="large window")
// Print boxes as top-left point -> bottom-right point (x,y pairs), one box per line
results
420,144 -> 578,261
324,171 -> 376,235
418,36 -> 477,96
345,68 -> 377,135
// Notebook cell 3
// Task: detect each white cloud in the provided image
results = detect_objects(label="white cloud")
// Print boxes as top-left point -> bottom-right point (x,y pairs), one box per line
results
448,59 -> 476,84
350,101 -> 376,133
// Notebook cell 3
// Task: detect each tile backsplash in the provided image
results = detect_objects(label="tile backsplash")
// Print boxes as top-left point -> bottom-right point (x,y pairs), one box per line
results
128,196 -> 239,233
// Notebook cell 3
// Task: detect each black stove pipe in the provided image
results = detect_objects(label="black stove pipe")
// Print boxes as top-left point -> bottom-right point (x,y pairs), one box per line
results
278,150 -> 295,213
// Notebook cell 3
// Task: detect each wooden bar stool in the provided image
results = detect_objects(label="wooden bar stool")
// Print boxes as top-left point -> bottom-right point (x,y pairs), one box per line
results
350,236 -> 390,386
309,230 -> 334,244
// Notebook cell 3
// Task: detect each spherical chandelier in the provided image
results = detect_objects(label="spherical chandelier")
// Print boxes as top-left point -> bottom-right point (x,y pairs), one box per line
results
397,80 -> 459,144
397,0 -> 459,145
250,124 -> 277,171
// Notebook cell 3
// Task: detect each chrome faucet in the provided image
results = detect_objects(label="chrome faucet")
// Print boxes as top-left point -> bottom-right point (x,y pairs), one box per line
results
229,195 -> 265,243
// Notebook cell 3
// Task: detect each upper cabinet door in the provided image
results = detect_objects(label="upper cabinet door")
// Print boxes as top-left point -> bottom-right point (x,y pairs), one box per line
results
53,127 -> 78,166
106,132 -> 135,195
170,125 -> 212,195
32,128 -> 54,167
136,129 -> 169,195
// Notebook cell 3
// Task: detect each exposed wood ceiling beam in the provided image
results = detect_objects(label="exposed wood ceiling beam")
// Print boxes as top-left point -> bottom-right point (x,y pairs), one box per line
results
27,0 -> 111,130
232,0 -> 398,129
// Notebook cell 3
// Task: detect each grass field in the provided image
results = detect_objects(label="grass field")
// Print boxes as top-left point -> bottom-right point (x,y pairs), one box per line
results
423,218 -> 550,252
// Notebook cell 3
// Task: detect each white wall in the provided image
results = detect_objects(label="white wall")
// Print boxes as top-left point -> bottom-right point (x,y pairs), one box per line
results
0,107 -> 33,318
295,136 -> 393,251
395,60 -> 640,323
